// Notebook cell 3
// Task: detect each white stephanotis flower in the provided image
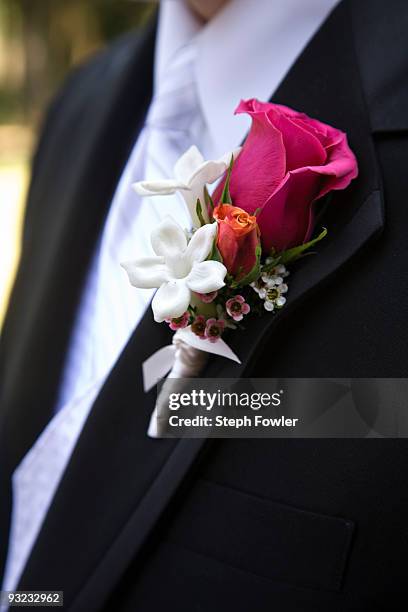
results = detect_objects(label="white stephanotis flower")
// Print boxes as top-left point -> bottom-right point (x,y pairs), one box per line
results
121,216 -> 227,322
133,145 -> 241,228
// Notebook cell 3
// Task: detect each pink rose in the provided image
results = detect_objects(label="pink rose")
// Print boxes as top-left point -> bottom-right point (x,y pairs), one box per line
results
213,99 -> 358,253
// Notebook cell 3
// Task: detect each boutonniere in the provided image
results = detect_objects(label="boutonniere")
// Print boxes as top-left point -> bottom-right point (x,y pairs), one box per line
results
122,99 -> 358,436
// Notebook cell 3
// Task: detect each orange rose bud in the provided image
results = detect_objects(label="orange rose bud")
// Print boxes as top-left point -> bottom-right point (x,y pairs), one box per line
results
213,203 -> 260,279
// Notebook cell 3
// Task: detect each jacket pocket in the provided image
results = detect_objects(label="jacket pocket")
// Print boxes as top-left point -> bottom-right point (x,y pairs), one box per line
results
165,479 -> 354,592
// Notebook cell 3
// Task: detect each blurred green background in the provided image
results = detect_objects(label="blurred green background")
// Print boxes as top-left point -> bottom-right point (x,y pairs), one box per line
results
0,0 -> 154,328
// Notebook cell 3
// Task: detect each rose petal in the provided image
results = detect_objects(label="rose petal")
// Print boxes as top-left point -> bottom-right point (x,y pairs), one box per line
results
216,221 -> 239,273
257,170 -> 316,252
262,103 -> 333,143
315,132 -> 358,193
151,216 -> 188,257
185,222 -> 217,264
186,260 -> 227,293
257,166 -> 334,252
266,106 -> 327,171
121,257 -> 168,289
213,99 -> 286,212
151,280 -> 191,322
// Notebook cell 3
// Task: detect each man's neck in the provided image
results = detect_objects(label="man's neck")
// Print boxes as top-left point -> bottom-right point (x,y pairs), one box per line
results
186,0 -> 230,23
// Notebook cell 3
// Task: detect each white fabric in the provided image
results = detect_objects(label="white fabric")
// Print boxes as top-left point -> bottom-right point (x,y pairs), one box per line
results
0,383 -> 100,605
2,0 -> 340,597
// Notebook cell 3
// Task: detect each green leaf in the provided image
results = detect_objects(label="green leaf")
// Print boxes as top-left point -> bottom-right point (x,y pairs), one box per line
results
204,186 -> 214,211
235,243 -> 262,287
279,228 -> 327,265
220,155 -> 234,204
224,272 -> 235,285
209,242 -> 223,263
195,198 -> 207,227
208,225 -> 223,263
263,255 -> 281,270
262,228 -> 328,273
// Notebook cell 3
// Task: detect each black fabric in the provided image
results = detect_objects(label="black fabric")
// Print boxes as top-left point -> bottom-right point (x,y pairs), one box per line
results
164,479 -> 355,592
1,0 -> 408,610
351,0 -> 408,133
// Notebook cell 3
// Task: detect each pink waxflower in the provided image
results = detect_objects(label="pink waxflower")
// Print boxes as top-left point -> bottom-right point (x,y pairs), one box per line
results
191,314 -> 207,338
226,295 -> 251,321
196,290 -> 218,303
166,311 -> 190,331
204,318 -> 225,343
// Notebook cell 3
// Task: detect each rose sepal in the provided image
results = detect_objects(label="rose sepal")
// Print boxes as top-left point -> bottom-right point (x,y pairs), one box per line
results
263,227 -> 328,272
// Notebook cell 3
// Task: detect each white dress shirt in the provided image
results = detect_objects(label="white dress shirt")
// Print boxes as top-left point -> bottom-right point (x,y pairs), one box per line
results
2,0 -> 340,597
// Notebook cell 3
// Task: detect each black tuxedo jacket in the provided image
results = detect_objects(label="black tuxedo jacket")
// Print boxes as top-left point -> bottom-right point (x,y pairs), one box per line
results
1,1 -> 408,610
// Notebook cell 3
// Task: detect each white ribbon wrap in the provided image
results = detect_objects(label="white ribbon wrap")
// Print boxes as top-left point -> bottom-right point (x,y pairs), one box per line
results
143,327 -> 241,438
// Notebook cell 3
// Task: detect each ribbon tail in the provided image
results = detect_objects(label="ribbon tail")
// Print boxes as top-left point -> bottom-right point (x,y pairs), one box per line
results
142,344 -> 176,393
147,406 -> 160,438
174,327 -> 241,364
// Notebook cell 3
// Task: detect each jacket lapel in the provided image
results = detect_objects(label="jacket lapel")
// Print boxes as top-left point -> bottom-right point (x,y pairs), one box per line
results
18,0 -> 385,608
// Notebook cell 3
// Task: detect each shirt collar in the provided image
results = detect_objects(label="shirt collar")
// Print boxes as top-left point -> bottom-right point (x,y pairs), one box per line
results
156,0 -> 340,157
154,0 -> 201,89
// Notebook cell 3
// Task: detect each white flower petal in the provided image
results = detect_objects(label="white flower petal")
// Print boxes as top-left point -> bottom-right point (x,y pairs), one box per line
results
151,281 -> 191,322
165,253 -> 192,279
188,160 -> 229,188
180,190 -> 210,227
134,147 -> 241,229
174,145 -> 205,183
186,260 -> 227,293
132,179 -> 188,197
121,257 -> 168,289
151,216 -> 187,257
185,223 -> 217,264
219,146 -> 242,165
188,147 -> 242,187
